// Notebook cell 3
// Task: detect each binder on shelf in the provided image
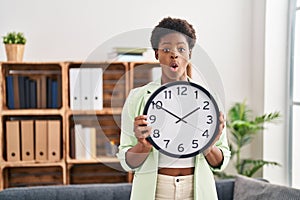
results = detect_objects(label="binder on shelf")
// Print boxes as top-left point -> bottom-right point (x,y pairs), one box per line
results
74,124 -> 85,160
13,75 -> 20,109
51,79 -> 58,108
21,120 -> 34,161
56,76 -> 62,108
18,76 -> 26,109
91,68 -> 103,110
80,68 -> 92,110
35,120 -> 48,161
83,127 -> 91,159
46,77 -> 52,108
40,76 -> 47,108
69,68 -> 81,110
29,80 -> 37,108
25,77 -> 30,108
89,127 -> 97,159
48,120 -> 61,161
6,120 -> 21,161
6,75 -> 14,109
83,127 -> 97,160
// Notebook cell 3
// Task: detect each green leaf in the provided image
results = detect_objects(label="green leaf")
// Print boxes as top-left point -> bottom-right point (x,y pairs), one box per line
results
239,159 -> 280,177
2,31 -> 26,44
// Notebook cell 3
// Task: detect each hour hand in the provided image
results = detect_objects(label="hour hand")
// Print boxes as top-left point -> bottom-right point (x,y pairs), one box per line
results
175,107 -> 201,123
155,103 -> 187,123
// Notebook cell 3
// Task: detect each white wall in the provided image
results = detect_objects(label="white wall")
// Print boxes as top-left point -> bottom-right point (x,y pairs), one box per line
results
0,0 -> 290,185
263,0 -> 290,186
0,0 -> 254,108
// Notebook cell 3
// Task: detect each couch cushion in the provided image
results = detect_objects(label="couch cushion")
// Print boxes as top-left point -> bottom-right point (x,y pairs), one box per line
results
216,178 -> 235,200
233,175 -> 300,200
0,183 -> 132,200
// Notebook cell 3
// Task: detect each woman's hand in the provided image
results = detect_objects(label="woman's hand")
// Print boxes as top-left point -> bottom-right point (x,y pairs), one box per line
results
203,112 -> 225,167
126,115 -> 152,168
133,115 -> 152,149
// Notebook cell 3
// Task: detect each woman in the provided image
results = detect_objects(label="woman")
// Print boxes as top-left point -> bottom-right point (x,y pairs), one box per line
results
117,17 -> 230,200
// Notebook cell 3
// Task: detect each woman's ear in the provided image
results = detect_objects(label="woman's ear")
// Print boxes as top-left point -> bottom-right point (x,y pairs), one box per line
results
155,50 -> 159,60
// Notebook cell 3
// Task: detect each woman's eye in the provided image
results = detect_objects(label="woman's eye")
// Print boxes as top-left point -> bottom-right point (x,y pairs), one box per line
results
162,48 -> 170,52
178,48 -> 186,52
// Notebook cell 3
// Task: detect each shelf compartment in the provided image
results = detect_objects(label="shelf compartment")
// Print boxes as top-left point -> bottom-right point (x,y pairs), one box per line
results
3,166 -> 63,188
129,61 -> 192,89
68,114 -> 121,160
129,62 -> 160,89
2,115 -> 63,162
67,62 -> 129,110
1,62 -> 63,110
69,163 -> 128,184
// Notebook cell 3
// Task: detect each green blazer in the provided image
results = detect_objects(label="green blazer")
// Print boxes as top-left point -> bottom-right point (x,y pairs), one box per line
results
117,79 -> 231,200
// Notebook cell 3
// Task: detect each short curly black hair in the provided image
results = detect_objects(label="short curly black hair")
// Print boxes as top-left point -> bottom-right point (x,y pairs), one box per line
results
150,17 -> 196,51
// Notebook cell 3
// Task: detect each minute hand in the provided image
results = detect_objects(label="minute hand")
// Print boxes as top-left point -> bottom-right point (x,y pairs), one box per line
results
175,107 -> 201,123
157,105 -> 187,123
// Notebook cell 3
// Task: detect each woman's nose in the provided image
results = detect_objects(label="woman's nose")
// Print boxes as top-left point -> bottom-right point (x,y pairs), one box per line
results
170,51 -> 178,59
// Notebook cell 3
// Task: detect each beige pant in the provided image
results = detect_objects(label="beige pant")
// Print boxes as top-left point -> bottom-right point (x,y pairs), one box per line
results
155,174 -> 194,200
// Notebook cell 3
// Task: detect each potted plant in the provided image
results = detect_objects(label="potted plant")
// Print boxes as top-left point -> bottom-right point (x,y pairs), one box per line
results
215,100 -> 281,178
2,31 -> 26,62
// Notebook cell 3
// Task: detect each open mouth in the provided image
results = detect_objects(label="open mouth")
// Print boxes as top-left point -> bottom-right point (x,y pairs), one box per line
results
170,63 -> 178,71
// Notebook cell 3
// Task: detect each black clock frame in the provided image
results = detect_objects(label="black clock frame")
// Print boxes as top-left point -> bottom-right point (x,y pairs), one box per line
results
143,81 -> 220,158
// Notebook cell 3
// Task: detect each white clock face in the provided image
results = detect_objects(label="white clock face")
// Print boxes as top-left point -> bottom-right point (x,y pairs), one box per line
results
143,81 -> 219,158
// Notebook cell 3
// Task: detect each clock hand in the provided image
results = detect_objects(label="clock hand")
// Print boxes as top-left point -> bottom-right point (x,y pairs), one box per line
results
155,103 -> 187,123
175,107 -> 201,123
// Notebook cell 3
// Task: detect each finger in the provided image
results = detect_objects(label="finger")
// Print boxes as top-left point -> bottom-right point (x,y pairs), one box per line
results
134,115 -> 148,126
135,125 -> 151,136
219,112 -> 225,122
134,115 -> 147,121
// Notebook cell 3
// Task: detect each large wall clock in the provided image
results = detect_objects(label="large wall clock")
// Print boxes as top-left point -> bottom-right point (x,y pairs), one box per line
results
143,81 -> 220,158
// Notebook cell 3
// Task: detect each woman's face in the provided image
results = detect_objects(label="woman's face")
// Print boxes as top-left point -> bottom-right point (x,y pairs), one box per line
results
156,32 -> 190,84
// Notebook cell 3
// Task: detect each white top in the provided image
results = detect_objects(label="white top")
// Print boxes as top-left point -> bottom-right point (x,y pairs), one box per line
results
158,152 -> 195,168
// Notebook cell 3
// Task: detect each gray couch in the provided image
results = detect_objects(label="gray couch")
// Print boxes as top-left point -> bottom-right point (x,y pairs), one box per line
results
0,179 -> 234,200
1,175 -> 300,200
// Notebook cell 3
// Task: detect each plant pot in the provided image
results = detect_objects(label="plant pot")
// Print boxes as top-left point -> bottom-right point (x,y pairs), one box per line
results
5,44 -> 25,62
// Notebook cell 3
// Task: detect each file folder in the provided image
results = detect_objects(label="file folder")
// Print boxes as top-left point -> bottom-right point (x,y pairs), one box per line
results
69,68 -> 81,110
91,68 -> 103,110
6,120 -> 21,161
21,120 -> 34,161
35,120 -> 48,161
80,68 -> 92,110
48,120 -> 61,161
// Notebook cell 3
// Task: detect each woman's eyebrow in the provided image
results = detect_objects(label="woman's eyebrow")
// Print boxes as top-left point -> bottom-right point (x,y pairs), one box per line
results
160,42 -> 187,45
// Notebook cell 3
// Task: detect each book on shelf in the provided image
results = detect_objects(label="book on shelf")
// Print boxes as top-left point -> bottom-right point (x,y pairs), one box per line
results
107,47 -> 151,61
69,68 -> 103,110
